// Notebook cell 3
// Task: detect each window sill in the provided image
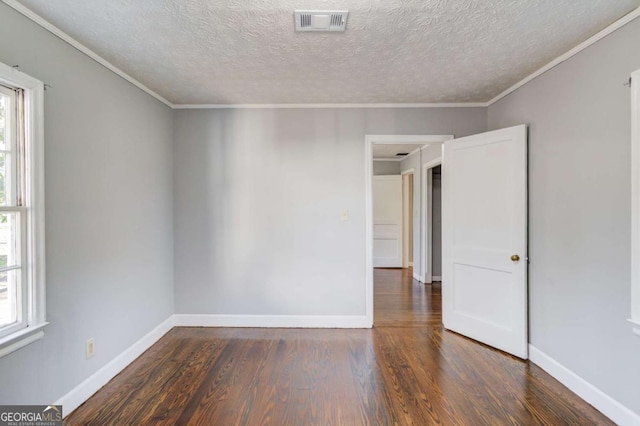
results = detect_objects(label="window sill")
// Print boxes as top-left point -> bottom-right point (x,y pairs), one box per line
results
0,322 -> 49,358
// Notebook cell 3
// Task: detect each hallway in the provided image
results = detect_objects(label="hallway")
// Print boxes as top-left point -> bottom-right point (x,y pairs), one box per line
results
374,267 -> 441,327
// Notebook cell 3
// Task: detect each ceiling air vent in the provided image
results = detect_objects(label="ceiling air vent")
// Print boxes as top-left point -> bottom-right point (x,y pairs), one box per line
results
295,10 -> 348,32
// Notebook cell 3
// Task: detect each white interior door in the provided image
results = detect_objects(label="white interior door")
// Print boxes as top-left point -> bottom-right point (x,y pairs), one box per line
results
373,175 -> 403,267
442,125 -> 528,359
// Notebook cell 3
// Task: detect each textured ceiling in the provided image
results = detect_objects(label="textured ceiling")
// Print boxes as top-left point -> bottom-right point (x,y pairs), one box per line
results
373,144 -> 424,159
14,0 -> 640,104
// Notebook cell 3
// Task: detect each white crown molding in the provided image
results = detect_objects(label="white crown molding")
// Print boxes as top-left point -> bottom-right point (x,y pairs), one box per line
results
4,0 -> 639,110
1,0 -> 174,108
172,102 -> 486,109
373,158 -> 403,162
406,146 -> 422,157
421,142 -> 444,150
487,6 -> 640,106
368,135 -> 453,144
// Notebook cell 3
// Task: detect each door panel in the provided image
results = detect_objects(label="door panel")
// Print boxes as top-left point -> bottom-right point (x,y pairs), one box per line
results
373,176 -> 403,267
442,125 -> 527,359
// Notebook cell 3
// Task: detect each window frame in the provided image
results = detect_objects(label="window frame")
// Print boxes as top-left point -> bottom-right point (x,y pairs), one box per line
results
0,62 -> 46,357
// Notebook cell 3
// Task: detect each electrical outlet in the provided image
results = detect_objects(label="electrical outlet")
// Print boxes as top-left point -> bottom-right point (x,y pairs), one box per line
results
85,338 -> 95,359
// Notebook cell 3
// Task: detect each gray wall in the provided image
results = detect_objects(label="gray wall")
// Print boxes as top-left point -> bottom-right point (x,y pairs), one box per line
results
373,161 -> 401,175
432,166 -> 442,277
488,18 -> 640,413
174,108 -> 486,315
0,4 -> 174,405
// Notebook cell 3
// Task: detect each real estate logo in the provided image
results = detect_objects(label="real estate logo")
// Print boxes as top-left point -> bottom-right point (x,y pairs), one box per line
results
0,405 -> 62,426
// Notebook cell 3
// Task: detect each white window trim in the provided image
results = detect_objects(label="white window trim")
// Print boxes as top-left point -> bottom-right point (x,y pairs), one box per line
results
631,69 -> 640,332
0,62 -> 47,356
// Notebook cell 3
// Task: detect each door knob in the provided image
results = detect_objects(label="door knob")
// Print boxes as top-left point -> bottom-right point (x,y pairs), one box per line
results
511,254 -> 520,262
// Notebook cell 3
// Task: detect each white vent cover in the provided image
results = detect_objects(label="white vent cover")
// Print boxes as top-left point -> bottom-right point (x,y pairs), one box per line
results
294,10 -> 348,32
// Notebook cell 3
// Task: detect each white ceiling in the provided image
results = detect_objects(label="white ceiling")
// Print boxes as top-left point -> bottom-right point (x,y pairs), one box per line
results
13,0 -> 640,105
373,144 -> 425,160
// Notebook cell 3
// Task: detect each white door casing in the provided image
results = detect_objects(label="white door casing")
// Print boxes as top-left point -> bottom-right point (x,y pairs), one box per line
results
442,125 -> 528,359
373,175 -> 403,267
402,173 -> 412,268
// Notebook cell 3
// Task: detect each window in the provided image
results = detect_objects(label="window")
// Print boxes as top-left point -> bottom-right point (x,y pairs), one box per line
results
0,62 -> 45,357
632,68 -> 640,331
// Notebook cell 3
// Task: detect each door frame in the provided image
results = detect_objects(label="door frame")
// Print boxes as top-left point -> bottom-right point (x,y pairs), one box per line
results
365,134 -> 453,327
401,169 -> 414,269
422,157 -> 442,284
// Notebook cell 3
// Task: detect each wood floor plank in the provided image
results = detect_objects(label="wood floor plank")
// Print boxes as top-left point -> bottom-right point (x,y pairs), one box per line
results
137,336 -> 229,425
65,268 -> 613,425
346,332 -> 399,425
374,267 -> 442,327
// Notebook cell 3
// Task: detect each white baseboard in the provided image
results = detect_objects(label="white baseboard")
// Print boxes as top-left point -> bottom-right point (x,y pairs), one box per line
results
173,314 -> 371,328
413,273 -> 423,282
409,262 -> 413,267
529,345 -> 640,426
56,316 -> 175,416
432,276 -> 442,281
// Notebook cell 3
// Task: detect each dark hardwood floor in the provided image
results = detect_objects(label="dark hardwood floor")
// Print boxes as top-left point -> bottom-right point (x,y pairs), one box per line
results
374,267 -> 441,327
66,268 -> 612,425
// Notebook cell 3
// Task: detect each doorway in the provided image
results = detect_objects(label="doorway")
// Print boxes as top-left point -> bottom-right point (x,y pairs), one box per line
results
366,127 -> 527,358
366,135 -> 453,326
422,159 -> 442,284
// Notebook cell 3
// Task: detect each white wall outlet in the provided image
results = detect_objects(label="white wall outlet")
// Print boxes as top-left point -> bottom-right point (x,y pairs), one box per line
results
341,210 -> 349,222
85,338 -> 95,359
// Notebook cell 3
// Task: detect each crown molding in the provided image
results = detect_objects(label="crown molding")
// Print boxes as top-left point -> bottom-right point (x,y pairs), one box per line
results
407,146 -> 423,157
486,6 -> 640,106
172,102 -> 487,109
1,0 -> 173,108
4,0 -> 639,110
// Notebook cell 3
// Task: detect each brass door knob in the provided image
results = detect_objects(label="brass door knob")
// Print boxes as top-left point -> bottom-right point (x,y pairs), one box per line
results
511,254 -> 520,262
